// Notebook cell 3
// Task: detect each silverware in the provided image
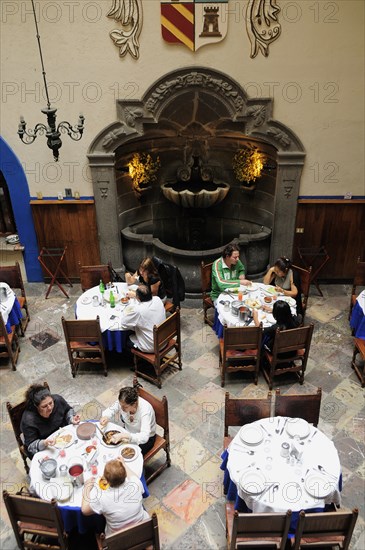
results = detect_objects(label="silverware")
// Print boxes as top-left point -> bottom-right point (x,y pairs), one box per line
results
261,482 -> 278,498
260,423 -> 271,437
279,418 -> 288,436
224,289 -> 235,299
95,424 -> 106,438
232,445 -> 255,455
308,429 -> 318,443
317,465 -> 337,480
275,418 -> 281,434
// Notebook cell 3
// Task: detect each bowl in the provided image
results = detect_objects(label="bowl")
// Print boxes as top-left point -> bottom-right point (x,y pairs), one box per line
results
264,296 -> 272,303
76,422 -> 96,440
39,458 -> 58,480
121,297 -> 130,304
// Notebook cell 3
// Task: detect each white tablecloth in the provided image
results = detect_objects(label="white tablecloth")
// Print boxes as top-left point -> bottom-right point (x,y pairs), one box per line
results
227,416 -> 341,514
29,422 -> 143,507
0,282 -> 16,324
216,283 -> 297,329
357,290 -> 365,314
75,283 -> 137,333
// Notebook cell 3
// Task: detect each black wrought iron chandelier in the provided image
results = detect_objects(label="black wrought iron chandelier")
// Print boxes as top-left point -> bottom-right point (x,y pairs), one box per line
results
17,0 -> 85,161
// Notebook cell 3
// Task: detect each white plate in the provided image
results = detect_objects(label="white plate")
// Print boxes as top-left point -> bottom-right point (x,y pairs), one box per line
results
124,305 -> 136,315
244,298 -> 261,309
120,445 -> 139,462
286,418 -> 310,439
246,283 -> 259,292
239,425 -> 264,446
53,430 -> 75,449
304,473 -> 334,498
51,477 -> 74,502
278,296 -> 296,307
239,469 -> 267,494
262,285 -> 277,296
81,296 -> 92,305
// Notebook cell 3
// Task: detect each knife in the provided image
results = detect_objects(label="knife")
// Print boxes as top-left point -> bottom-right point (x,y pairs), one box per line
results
279,418 -> 288,436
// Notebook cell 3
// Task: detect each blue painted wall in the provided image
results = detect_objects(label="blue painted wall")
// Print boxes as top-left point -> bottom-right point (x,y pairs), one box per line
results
0,136 -> 43,281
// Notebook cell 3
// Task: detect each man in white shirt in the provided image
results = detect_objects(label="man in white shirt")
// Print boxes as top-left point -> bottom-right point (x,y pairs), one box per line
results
122,284 -> 166,353
100,386 -> 156,455
81,457 -> 149,537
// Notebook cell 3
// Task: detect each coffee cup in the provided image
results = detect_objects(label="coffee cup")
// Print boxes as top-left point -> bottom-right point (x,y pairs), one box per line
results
68,463 -> 84,487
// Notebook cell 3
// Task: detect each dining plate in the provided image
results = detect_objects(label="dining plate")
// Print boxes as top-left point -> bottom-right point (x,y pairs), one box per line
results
285,418 -> 310,439
124,305 -> 136,315
120,445 -> 138,462
244,298 -> 261,309
239,425 -> 264,446
81,296 -> 92,305
278,296 -> 296,307
304,473 -> 334,498
239,469 -> 267,494
51,477 -> 74,502
246,283 -> 259,292
53,430 -> 75,449
262,285 -> 277,296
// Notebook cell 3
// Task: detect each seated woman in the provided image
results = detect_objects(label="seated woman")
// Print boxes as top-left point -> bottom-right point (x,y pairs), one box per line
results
81,456 -> 149,537
20,384 -> 80,458
100,386 -> 156,455
125,257 -> 167,303
263,256 -> 303,316
253,300 -> 302,357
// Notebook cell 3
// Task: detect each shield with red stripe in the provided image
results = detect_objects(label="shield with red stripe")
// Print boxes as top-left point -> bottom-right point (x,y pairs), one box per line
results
161,1 -> 228,52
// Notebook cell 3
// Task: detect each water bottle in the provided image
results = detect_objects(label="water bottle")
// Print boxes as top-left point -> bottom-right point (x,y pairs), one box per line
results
109,290 -> 115,308
99,279 -> 105,295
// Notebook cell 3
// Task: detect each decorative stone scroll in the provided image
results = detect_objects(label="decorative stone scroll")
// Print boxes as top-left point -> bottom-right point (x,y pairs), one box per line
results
246,0 -> 281,58
107,0 -> 142,59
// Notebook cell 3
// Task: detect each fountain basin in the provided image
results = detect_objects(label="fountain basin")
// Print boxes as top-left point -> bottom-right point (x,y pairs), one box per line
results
161,181 -> 230,208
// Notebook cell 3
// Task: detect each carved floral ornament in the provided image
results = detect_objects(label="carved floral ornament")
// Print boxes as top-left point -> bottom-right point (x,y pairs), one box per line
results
107,0 -> 281,60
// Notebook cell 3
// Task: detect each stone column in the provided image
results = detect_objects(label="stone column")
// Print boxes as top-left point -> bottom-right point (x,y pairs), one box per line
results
87,153 -> 122,270
270,151 -> 306,264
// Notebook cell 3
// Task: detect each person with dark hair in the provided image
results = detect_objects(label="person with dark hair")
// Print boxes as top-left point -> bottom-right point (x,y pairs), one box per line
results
99,386 -> 156,454
20,384 -> 80,458
263,256 -> 304,315
125,257 -> 167,302
118,283 -> 165,353
252,300 -> 302,355
211,244 -> 250,303
81,456 -> 149,536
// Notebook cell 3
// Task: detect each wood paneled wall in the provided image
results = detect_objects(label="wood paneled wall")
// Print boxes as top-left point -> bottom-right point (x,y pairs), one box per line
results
31,201 -> 101,281
292,200 -> 365,280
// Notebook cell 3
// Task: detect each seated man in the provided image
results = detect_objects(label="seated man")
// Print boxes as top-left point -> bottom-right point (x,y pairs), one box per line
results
81,456 -> 149,537
120,284 -> 166,353
210,244 -> 250,304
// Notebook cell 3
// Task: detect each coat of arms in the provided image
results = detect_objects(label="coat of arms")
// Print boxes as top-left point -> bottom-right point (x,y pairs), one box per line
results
161,0 -> 228,51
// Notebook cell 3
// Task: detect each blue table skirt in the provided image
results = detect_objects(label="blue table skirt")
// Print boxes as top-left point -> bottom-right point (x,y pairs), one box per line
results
213,308 -> 223,339
220,449 -> 342,533
5,299 -> 23,333
350,301 -> 365,339
102,329 -> 127,353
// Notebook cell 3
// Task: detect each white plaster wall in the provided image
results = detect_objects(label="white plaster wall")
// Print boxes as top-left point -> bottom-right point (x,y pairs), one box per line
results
1,0 -> 364,197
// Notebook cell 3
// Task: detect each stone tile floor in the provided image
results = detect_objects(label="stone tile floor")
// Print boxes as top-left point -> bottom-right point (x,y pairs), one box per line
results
0,282 -> 364,549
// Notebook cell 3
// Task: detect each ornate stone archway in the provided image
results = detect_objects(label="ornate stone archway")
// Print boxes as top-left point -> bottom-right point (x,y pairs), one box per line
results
87,67 -> 305,279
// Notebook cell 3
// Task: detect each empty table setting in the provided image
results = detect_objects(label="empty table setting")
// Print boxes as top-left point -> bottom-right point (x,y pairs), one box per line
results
29,421 -> 149,534
75,282 -> 138,352
214,283 -> 297,338
0,282 -> 23,332
221,416 -> 341,526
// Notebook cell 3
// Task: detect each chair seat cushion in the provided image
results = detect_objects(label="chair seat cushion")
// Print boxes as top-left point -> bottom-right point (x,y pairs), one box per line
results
132,339 -> 176,362
70,341 -> 101,351
17,296 -> 26,308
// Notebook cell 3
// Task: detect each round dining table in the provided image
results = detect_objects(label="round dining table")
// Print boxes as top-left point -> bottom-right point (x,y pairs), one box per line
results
221,416 -> 341,530
213,282 -> 297,338
350,290 -> 365,339
75,282 -> 138,352
29,421 -> 149,534
0,282 -> 23,332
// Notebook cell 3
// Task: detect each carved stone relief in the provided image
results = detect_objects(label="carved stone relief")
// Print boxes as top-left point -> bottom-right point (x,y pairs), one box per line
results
107,0 -> 142,59
246,0 -> 281,58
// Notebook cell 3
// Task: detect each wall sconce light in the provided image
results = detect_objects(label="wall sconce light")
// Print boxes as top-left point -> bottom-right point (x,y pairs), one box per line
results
233,146 -> 266,184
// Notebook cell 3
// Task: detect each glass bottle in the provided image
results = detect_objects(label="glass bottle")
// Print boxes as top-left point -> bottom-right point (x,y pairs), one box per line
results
109,290 -> 115,308
99,279 -> 105,295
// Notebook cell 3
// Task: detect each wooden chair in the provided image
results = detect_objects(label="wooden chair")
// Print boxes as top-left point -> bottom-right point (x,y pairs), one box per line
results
349,257 -> 365,319
224,391 -> 272,449
6,381 -> 50,474
61,317 -> 108,377
351,337 -> 365,387
200,260 -> 214,326
219,324 -> 262,387
3,490 -> 69,549
290,508 -> 358,550
0,262 -> 30,334
96,512 -> 160,550
79,264 -> 111,292
132,308 -> 181,388
274,387 -> 322,427
262,324 -> 314,390
226,504 -> 292,550
0,312 -> 20,370
133,378 -> 171,484
292,263 -> 312,320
